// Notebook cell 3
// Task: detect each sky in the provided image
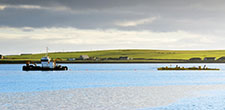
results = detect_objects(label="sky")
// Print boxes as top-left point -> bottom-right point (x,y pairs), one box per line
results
1,0 -> 225,55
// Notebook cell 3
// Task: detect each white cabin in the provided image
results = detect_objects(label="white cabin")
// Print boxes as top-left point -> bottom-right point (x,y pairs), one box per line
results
41,56 -> 55,68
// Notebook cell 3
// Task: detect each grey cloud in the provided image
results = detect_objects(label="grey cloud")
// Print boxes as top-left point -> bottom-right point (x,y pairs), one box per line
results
1,0 -> 224,11
0,0 -> 225,34
2,0 -> 225,54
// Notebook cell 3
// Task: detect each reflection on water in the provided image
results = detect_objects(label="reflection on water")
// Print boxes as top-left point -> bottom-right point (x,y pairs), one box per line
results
143,90 -> 225,110
0,64 -> 225,92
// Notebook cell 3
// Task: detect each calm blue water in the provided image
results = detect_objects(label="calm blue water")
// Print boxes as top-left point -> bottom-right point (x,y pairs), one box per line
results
0,63 -> 225,92
141,90 -> 225,110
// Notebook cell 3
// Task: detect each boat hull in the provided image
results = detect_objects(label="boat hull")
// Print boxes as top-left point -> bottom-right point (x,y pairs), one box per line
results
23,65 -> 68,71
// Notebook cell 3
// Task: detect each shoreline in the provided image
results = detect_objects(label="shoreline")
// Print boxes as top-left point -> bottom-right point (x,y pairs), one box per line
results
1,61 -> 225,64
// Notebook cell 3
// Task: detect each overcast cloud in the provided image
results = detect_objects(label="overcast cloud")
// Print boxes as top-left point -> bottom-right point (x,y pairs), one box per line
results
0,0 -> 225,54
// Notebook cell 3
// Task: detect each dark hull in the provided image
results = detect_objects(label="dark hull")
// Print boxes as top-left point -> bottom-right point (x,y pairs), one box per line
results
23,65 -> 68,71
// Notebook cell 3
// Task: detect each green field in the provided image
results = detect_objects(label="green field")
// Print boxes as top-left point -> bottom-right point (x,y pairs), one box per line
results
2,49 -> 225,62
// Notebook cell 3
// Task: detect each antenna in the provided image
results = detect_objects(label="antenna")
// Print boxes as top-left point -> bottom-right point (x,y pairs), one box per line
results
46,47 -> 48,56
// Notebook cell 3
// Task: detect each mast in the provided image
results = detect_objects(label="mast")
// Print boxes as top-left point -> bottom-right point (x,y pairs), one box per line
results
46,47 -> 48,57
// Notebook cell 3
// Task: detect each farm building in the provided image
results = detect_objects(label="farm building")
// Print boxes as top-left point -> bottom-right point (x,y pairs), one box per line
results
80,55 -> 89,60
133,58 -> 146,60
189,57 -> 202,61
119,56 -> 131,60
217,56 -> 225,61
20,53 -> 32,56
204,57 -> 216,61
67,58 -> 76,61
107,57 -> 119,60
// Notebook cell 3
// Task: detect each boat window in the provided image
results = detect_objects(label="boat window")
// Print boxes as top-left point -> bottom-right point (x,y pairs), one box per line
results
41,59 -> 49,61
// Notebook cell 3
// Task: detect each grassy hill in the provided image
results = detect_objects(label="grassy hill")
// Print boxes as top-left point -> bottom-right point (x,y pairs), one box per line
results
2,49 -> 225,63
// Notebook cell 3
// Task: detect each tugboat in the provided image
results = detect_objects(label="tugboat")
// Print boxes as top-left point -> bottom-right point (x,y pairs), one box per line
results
22,48 -> 68,71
